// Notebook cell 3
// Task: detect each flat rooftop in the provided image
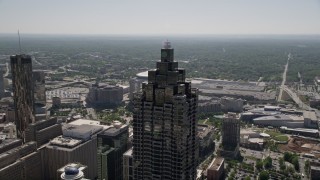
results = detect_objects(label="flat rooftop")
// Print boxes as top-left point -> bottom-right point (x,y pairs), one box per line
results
253,114 -> 304,121
69,119 -> 112,130
63,124 -> 103,140
208,157 -> 224,171
99,124 -> 128,137
303,111 -> 317,121
50,136 -> 82,148
281,127 -> 319,133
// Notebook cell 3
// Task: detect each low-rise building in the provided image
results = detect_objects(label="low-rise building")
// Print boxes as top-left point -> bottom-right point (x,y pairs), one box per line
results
207,157 -> 225,180
25,117 -> 62,146
311,166 -> 320,180
303,111 -> 318,129
253,114 -> 304,128
280,127 -> 319,138
0,141 -> 42,180
198,124 -> 215,160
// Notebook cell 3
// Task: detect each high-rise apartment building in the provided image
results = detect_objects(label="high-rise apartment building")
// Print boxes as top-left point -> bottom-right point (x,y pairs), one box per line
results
10,55 -> 35,142
220,112 -> 240,158
132,41 -> 198,180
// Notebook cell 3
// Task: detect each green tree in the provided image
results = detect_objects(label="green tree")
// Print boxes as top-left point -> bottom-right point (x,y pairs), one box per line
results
279,157 -> 286,170
264,156 -> 272,169
288,166 -> 295,174
291,156 -> 300,171
284,152 -> 292,162
305,160 -> 310,178
245,176 -> 251,180
256,160 -> 263,170
259,171 -> 269,180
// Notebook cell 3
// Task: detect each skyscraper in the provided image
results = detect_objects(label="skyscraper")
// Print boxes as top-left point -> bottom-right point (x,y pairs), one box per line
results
10,55 -> 35,142
97,124 -> 129,180
132,41 -> 198,180
0,67 -> 4,99
33,70 -> 46,106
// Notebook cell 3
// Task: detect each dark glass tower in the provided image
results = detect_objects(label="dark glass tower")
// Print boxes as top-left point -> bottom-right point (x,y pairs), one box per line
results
132,42 -> 198,180
10,54 -> 35,143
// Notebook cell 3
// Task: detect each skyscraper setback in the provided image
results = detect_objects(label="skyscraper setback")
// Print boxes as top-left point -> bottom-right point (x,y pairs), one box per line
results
132,42 -> 198,180
10,55 -> 35,142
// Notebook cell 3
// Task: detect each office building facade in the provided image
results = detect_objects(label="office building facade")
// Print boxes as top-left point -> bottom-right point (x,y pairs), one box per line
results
220,112 -> 240,158
10,55 -> 35,142
132,41 -> 198,180
97,125 -> 129,180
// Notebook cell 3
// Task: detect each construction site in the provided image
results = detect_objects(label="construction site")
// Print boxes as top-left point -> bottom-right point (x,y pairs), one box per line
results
279,136 -> 320,158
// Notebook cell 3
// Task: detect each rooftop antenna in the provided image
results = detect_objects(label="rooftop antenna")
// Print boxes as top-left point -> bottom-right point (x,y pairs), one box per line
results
18,30 -> 21,54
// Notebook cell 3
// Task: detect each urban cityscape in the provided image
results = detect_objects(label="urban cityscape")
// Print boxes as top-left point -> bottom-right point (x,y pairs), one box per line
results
1,1 -> 320,180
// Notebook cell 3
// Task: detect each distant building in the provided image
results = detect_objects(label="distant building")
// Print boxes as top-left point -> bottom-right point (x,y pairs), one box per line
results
97,123 -> 129,180
86,83 -> 123,107
10,55 -> 35,142
129,71 -> 148,101
253,114 -> 305,128
220,96 -> 243,113
303,111 -> 318,129
191,78 -> 275,103
310,98 -> 320,108
123,148 -> 133,180
207,157 -> 225,180
198,101 -> 221,113
220,113 -> 240,158
280,127 -> 319,138
52,97 -> 62,107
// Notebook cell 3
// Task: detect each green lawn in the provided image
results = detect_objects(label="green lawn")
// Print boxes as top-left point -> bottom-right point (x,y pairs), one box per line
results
274,135 -> 288,142
265,130 -> 282,137
198,119 -> 206,124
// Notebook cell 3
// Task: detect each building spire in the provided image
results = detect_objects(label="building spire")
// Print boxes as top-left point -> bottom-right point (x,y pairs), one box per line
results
162,40 -> 171,49
18,30 -> 22,54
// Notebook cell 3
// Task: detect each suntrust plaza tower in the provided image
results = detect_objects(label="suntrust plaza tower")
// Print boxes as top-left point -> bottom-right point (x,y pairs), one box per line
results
132,41 -> 198,180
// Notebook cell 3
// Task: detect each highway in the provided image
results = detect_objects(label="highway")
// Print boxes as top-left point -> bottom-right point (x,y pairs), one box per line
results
282,85 -> 313,110
278,53 -> 291,102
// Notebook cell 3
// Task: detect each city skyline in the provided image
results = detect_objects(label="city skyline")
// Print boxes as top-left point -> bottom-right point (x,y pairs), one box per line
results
0,0 -> 320,35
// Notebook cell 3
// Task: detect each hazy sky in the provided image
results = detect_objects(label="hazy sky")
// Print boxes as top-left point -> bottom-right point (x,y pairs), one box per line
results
1,0 -> 320,35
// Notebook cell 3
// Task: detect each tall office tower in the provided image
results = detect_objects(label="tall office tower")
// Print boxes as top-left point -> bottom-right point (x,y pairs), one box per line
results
132,41 -> 198,180
0,68 -> 4,99
97,124 -> 129,180
33,70 -> 47,120
10,55 -> 35,142
220,112 -> 240,158
33,70 -> 46,106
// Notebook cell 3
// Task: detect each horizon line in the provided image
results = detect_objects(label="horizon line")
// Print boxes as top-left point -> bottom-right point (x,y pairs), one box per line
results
1,33 -> 320,36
